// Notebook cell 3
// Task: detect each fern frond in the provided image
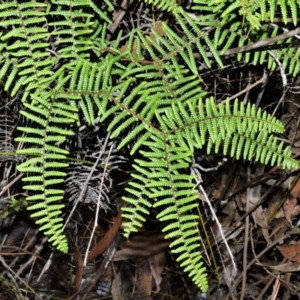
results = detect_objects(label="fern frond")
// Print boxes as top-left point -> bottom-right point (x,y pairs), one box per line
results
220,0 -> 298,28
124,134 -> 209,291
140,0 -> 178,12
2,0 -> 298,292
156,98 -> 297,169
16,93 -> 78,253
0,0 -> 53,100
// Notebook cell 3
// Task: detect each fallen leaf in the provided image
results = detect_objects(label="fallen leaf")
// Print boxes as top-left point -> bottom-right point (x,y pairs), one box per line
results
278,243 -> 300,262
111,270 -> 123,300
72,246 -> 83,293
283,177 -> 300,227
265,261 -> 300,272
248,171 -> 269,229
148,252 -> 165,292
283,198 -> 297,227
87,210 -> 122,262
223,260 -> 238,288
211,174 -> 226,200
135,257 -> 152,299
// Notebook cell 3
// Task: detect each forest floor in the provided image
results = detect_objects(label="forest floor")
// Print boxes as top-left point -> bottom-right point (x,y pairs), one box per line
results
1,1 -> 300,300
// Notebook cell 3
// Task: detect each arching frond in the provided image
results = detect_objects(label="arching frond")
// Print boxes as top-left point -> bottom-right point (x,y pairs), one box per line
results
1,0 -> 298,292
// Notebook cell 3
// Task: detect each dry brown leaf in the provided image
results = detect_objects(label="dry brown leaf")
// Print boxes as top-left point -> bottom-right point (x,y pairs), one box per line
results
269,219 -> 288,242
283,198 -> 297,227
266,261 -> 300,272
148,252 -> 166,292
249,180 -> 269,229
278,243 -> 300,262
264,192 -> 284,220
247,167 -> 272,243
222,260 -> 238,288
72,246 -> 83,293
111,271 -> 123,300
135,258 -> 152,299
87,210 -> 122,262
211,174 -> 226,200
283,177 -> 300,227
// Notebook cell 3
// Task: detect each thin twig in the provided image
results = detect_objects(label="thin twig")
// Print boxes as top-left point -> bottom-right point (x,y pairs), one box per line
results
0,173 -> 23,197
0,255 -> 43,300
192,163 -> 237,271
63,133 -> 110,230
268,50 -> 287,87
224,73 -> 268,102
230,227 -> 300,295
223,27 -> 300,56
255,69 -> 268,107
84,140 -> 115,266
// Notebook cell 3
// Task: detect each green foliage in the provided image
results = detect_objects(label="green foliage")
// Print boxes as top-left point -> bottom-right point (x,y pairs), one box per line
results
0,0 -> 299,292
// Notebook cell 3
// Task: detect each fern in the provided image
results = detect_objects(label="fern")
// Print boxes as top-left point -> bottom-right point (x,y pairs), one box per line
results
15,92 -> 78,253
191,0 -> 300,76
0,0 -> 299,292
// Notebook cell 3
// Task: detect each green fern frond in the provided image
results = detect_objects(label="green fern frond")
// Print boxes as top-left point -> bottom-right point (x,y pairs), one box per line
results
220,0 -> 298,27
122,165 -> 153,235
16,93 -> 78,253
1,0 -> 298,292
189,0 -> 300,76
124,134 -> 209,291
140,0 -> 178,12
154,97 -> 297,169
0,1 -> 52,99
122,93 -> 297,291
